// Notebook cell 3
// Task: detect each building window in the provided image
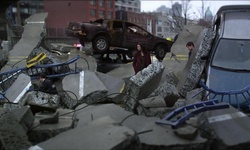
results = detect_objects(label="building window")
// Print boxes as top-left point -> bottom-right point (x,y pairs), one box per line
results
99,11 -> 104,18
12,7 -> 17,13
107,12 -> 112,19
157,20 -> 162,25
21,8 -> 29,14
157,27 -> 162,32
107,0 -> 112,8
90,0 -> 95,5
164,27 -> 168,32
30,8 -> 36,14
90,9 -> 96,17
99,0 -> 104,7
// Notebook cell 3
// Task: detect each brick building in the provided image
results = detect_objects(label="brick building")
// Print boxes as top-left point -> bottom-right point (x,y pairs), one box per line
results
116,10 -> 156,35
44,0 -> 116,37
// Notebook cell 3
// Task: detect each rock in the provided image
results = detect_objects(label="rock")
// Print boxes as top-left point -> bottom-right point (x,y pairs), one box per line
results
0,108 -> 31,150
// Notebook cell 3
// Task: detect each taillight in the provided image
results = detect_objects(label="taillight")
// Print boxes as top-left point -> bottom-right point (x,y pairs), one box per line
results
73,44 -> 81,47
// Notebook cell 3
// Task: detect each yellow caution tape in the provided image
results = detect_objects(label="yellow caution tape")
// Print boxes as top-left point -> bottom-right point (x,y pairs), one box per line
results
26,52 -> 47,68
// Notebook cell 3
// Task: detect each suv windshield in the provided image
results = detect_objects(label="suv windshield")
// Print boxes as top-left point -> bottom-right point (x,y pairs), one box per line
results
212,38 -> 250,70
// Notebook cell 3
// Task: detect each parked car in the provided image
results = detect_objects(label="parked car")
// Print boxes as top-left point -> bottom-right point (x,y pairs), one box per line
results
201,5 -> 250,112
65,19 -> 175,60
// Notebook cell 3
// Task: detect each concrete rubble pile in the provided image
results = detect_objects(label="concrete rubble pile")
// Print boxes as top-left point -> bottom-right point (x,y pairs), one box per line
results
177,28 -> 215,97
1,12 -> 250,150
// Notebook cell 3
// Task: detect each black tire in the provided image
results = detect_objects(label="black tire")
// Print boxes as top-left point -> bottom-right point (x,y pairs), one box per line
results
155,45 -> 166,61
93,36 -> 109,53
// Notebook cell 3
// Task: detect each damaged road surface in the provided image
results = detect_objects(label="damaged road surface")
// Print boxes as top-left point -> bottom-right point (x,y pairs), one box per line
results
2,8 -> 250,150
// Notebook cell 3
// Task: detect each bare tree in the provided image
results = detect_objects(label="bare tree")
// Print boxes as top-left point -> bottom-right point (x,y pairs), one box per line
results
181,0 -> 192,25
168,0 -> 191,32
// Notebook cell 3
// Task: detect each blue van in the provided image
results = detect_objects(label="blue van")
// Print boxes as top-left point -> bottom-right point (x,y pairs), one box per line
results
201,5 -> 250,112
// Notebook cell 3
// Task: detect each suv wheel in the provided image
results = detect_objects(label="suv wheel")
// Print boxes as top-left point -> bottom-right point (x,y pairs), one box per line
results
93,36 -> 109,53
155,45 -> 166,61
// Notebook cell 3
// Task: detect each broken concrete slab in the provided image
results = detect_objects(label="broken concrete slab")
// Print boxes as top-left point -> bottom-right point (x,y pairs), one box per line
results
61,70 -> 108,108
67,50 -> 97,72
121,61 -> 165,112
10,105 -> 34,132
0,108 -> 32,150
137,96 -> 175,118
81,42 -> 94,55
173,99 -> 187,109
27,108 -> 76,144
149,81 -> 180,107
198,105 -> 250,149
36,116 -> 140,150
96,71 -> 124,99
1,13 -> 48,72
177,28 -> 215,97
106,63 -> 134,79
138,107 -> 174,118
139,96 -> 166,108
74,103 -> 207,149
23,91 -> 60,109
120,112 -> 207,149
74,103 -> 133,127
186,88 -> 203,104
0,50 -> 8,70
50,43 -> 74,53
174,117 -> 198,140
165,71 -> 179,86
4,73 -> 31,103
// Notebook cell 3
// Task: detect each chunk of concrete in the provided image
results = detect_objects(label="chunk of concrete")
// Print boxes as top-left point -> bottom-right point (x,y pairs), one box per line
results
24,91 -> 60,106
166,71 -> 179,86
27,108 -> 76,144
96,71 -> 124,99
174,117 -> 198,140
10,105 -> 34,132
1,13 -> 48,71
121,61 -> 164,112
0,108 -> 31,150
4,73 -> 31,103
50,43 -> 74,53
138,107 -> 174,118
61,70 -> 108,108
37,116 -> 140,150
198,105 -> 250,149
67,50 -> 97,72
73,103 -> 207,149
150,81 -> 180,107
139,96 -> 166,108
122,114 -> 207,149
74,103 -> 133,127
177,28 -> 215,97
186,88 -> 203,104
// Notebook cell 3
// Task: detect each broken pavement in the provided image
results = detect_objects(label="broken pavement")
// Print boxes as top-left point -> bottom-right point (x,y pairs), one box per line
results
1,13 -> 250,150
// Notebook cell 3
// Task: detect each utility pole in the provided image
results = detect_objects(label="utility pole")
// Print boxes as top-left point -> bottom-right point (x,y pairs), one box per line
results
201,0 -> 204,19
16,1 -> 21,25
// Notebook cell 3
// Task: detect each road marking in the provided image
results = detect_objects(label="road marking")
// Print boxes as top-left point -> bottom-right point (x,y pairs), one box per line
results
120,83 -> 125,93
79,71 -> 84,97
208,112 -> 247,123
13,81 -> 32,103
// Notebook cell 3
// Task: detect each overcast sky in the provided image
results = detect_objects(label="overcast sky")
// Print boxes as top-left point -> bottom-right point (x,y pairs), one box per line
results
140,0 -> 250,19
